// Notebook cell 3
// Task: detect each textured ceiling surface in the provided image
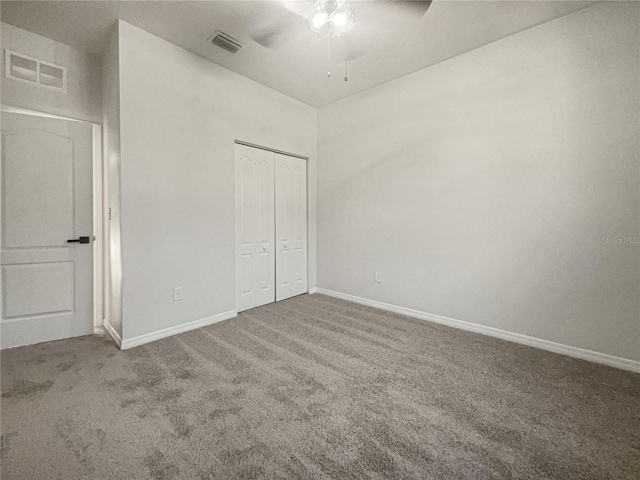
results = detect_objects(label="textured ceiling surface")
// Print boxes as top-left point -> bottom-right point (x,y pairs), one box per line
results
1,1 -> 596,107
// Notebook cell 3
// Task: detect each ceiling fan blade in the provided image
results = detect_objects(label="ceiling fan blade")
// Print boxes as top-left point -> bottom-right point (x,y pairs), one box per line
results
345,48 -> 367,62
251,21 -> 306,50
249,2 -> 302,50
251,29 -> 286,49
279,0 -> 432,21
384,0 -> 432,18
356,0 -> 432,22
328,35 -> 368,63
279,0 -> 314,19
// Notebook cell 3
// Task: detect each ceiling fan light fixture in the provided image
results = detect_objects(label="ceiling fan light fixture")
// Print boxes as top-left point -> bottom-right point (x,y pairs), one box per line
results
308,0 -> 354,38
312,12 -> 328,29
333,12 -> 348,27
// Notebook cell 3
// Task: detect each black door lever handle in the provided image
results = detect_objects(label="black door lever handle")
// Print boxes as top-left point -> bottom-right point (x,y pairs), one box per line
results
67,236 -> 90,244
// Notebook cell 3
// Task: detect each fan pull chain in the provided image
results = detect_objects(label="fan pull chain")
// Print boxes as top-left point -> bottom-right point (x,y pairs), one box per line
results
344,60 -> 348,82
327,38 -> 331,78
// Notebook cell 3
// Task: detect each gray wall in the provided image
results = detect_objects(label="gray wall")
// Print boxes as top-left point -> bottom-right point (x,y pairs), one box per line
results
317,2 -> 640,361
102,23 -> 123,338
0,22 -> 101,123
117,21 -> 317,341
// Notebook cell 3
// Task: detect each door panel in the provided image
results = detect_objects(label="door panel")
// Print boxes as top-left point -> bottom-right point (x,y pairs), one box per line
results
276,159 -> 292,300
275,154 -> 307,301
235,144 -> 275,312
293,161 -> 306,288
3,262 -> 74,318
4,130 -> 74,248
1,112 -> 94,348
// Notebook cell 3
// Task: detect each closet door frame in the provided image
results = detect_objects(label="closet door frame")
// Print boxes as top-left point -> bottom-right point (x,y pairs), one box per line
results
234,141 -> 309,312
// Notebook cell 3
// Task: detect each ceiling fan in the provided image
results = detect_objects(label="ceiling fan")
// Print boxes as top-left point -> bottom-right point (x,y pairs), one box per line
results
250,1 -> 433,67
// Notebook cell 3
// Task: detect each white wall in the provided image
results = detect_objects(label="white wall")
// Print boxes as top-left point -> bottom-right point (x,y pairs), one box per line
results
1,22 -> 101,123
102,23 -> 123,339
117,21 -> 317,341
317,3 -> 640,362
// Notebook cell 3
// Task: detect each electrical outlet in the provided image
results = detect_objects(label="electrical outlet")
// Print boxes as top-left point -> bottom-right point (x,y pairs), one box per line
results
374,272 -> 382,283
173,287 -> 183,301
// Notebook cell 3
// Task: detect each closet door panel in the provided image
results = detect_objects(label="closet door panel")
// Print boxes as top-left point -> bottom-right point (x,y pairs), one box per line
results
275,157 -> 292,301
255,156 -> 275,307
292,161 -> 307,293
235,145 -> 275,312
275,154 -> 307,301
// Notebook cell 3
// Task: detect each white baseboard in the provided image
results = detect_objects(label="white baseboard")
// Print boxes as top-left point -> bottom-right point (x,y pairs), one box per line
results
120,310 -> 237,350
103,319 -> 122,348
314,288 -> 640,374
308,287 -> 318,294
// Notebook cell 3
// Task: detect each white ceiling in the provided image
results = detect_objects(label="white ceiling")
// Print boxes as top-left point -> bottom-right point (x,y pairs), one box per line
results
1,1 -> 596,107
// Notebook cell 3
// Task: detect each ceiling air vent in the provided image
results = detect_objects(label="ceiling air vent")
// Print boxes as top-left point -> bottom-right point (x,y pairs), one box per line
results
5,50 -> 67,92
209,31 -> 242,54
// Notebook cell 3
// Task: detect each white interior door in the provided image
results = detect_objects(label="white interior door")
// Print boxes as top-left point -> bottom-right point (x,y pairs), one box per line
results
275,154 -> 307,301
235,144 -> 275,312
1,112 -> 94,348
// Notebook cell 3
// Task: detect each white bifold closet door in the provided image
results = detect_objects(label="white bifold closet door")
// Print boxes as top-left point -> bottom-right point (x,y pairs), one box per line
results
235,145 -> 275,312
275,154 -> 307,301
235,145 -> 307,312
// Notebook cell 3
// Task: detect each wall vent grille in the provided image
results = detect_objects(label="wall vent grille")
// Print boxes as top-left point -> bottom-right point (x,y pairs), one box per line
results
4,50 -> 67,92
209,31 -> 242,54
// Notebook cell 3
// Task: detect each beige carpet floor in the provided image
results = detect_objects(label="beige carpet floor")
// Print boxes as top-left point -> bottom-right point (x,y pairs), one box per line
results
1,294 -> 639,479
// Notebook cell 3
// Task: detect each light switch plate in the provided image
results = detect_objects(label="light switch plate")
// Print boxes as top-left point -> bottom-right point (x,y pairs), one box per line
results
173,287 -> 183,301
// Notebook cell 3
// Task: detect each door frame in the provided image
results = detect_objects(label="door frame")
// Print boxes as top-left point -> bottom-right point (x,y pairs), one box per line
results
234,140 -> 310,310
1,104 -> 105,332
